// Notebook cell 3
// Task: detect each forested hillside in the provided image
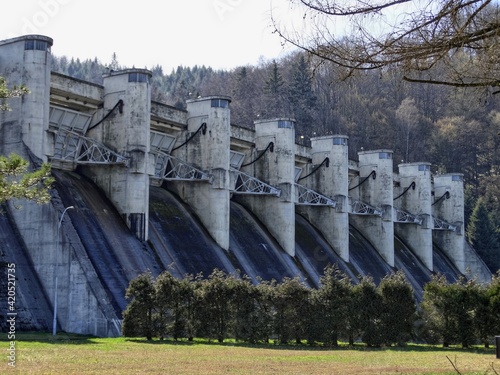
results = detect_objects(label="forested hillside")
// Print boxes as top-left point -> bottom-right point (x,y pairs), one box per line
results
51,52 -> 500,272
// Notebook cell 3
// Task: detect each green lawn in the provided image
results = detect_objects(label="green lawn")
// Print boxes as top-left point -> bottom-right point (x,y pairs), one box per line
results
2,333 -> 499,374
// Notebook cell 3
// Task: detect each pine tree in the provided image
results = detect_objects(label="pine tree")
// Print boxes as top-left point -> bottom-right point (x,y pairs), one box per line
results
467,198 -> 500,272
263,60 -> 286,118
287,55 -> 317,137
0,77 -> 53,204
379,271 -> 416,346
122,272 -> 157,340
313,265 -> 352,346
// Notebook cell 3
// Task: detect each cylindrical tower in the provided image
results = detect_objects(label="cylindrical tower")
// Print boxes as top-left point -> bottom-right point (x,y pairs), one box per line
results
397,162 -> 433,270
433,173 -> 465,273
354,149 -> 395,266
243,118 -> 296,256
86,68 -> 153,241
0,34 -> 53,159
174,96 -> 232,250
302,135 -> 349,261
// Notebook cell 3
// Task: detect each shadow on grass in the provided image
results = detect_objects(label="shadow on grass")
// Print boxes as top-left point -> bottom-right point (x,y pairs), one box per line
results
0,331 -> 100,345
124,337 -> 496,354
5,332 -> 496,355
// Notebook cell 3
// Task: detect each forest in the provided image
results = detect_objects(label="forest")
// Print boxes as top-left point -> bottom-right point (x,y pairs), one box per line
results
50,49 -> 500,272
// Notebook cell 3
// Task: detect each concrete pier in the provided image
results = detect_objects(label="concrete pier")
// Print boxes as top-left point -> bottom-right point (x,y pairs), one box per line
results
432,174 -> 466,273
171,96 -> 232,250
396,163 -> 434,270
299,135 -> 350,261
353,150 -> 395,266
241,118 -> 296,256
0,35 -> 53,160
84,69 -> 153,241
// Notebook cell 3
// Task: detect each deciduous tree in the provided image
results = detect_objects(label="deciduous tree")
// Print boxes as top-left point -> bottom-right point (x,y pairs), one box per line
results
273,0 -> 500,91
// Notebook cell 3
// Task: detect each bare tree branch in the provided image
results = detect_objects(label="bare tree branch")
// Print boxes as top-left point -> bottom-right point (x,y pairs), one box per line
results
273,0 -> 500,89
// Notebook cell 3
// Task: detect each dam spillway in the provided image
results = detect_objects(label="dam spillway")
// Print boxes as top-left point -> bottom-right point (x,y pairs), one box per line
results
0,34 -> 492,336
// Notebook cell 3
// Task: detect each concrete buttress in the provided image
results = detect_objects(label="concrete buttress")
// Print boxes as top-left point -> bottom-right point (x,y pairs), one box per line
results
396,163 -> 434,270
172,96 -> 232,250
241,118 -> 296,256
354,150 -> 395,266
432,174 -> 466,273
299,135 -> 350,261
0,35 -> 53,159
86,69 -> 153,241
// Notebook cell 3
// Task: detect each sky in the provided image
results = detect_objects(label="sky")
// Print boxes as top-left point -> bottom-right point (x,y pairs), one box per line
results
2,0 -> 300,72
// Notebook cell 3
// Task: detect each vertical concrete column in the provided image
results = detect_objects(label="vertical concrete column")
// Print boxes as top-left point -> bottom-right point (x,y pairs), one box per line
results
176,96 -> 231,250
243,118 -> 296,256
396,163 -> 433,270
432,174 -> 466,273
303,135 -> 349,261
90,69 -> 152,240
0,35 -> 53,159
354,150 -> 395,266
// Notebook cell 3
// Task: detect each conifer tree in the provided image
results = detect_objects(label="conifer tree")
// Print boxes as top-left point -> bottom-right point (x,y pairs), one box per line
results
467,198 -> 500,272
0,77 -> 53,205
314,265 -> 352,346
379,271 -> 416,346
263,60 -> 286,118
122,272 -> 157,340
287,55 -> 317,137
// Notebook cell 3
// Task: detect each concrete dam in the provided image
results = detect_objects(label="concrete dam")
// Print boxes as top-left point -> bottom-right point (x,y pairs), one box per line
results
0,35 -> 491,337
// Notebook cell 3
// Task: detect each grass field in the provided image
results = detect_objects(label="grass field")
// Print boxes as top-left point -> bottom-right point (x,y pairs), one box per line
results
2,333 -> 499,374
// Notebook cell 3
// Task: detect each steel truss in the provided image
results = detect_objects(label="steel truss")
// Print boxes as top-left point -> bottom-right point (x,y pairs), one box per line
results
294,183 -> 336,207
350,200 -> 383,216
153,151 -> 212,182
433,217 -> 457,231
394,208 -> 423,224
230,169 -> 281,196
52,129 -> 128,165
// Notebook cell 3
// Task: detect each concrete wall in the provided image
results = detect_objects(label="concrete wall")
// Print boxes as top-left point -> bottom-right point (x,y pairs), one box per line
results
0,35 -> 122,336
0,34 -> 494,336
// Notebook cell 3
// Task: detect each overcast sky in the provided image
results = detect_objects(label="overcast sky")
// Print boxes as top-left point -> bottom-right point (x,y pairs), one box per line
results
3,0 -> 300,72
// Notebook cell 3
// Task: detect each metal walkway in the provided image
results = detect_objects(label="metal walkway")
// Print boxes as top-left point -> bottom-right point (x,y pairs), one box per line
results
229,168 -> 281,196
49,106 -> 128,169
350,200 -> 383,216
394,208 -> 423,224
433,217 -> 458,232
294,183 -> 336,207
151,151 -> 213,184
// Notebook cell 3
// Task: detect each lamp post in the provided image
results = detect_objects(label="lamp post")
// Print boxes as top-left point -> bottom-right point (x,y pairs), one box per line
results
52,205 -> 74,336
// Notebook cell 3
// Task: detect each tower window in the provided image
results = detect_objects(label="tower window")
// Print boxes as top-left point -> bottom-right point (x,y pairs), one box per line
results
24,40 -> 49,51
379,152 -> 392,159
278,120 -> 293,129
128,73 -> 149,83
332,137 -> 347,145
211,99 -> 229,108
